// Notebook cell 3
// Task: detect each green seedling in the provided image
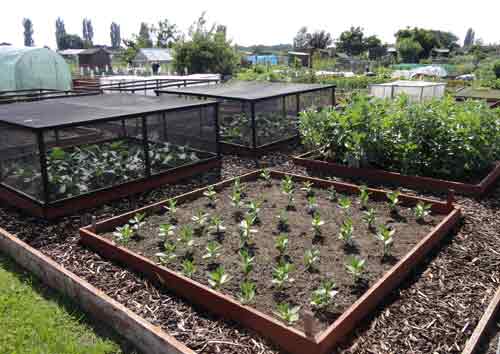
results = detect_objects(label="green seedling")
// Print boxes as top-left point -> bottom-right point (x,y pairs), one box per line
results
246,200 -> 262,219
414,202 -> 432,221
272,262 -> 295,289
359,185 -> 371,209
310,280 -> 338,308
178,225 -> 195,249
362,208 -> 376,230
274,303 -> 300,325
239,249 -> 255,276
208,266 -> 231,289
311,212 -> 325,235
203,186 -> 218,206
181,259 -> 196,278
327,186 -> 338,202
277,210 -> 289,231
306,195 -> 318,214
239,216 -> 258,246
275,234 -> 289,257
155,242 -> 177,265
338,217 -> 354,246
301,181 -> 314,196
338,196 -> 352,212
345,256 -> 366,282
158,223 -> 176,239
191,209 -> 209,228
304,248 -> 320,271
129,212 -> 145,231
164,200 -> 178,220
376,225 -> 395,257
209,215 -> 226,234
387,191 -> 400,212
230,191 -> 243,209
260,169 -> 272,185
113,224 -> 134,244
239,281 -> 256,305
202,241 -> 222,261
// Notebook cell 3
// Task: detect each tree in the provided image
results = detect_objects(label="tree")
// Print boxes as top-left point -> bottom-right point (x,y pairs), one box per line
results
464,28 -> 475,49
397,37 -> 423,63
22,18 -> 34,47
82,18 -> 94,47
493,61 -> 500,79
308,30 -> 332,50
364,35 -> 386,59
55,17 -> 66,50
395,27 -> 459,60
293,27 -> 309,49
336,27 -> 365,56
153,19 -> 179,48
110,22 -> 121,49
173,13 -> 238,75
138,22 -> 153,47
61,34 -> 85,49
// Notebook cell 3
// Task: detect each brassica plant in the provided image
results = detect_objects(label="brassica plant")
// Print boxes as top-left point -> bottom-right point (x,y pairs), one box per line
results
310,280 -> 338,308
359,185 -> 371,209
338,196 -> 351,212
208,266 -> 231,289
209,215 -> 226,234
239,281 -> 256,304
182,259 -> 196,278
376,225 -> 395,256
301,181 -> 314,196
306,196 -> 318,214
156,242 -> 177,264
345,256 -> 365,281
191,209 -> 209,228
274,303 -> 300,325
129,213 -> 145,231
414,202 -> 431,221
113,224 -> 134,244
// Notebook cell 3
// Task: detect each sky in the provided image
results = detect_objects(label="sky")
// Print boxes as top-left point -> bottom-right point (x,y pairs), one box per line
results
2,0 -> 499,48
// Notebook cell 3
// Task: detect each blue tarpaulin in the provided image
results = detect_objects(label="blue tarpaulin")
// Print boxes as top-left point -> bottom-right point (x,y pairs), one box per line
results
246,55 -> 278,65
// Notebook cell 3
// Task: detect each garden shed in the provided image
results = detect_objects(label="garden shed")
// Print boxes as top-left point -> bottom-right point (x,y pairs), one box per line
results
0,94 -> 220,218
157,81 -> 335,154
77,48 -> 111,71
0,46 -> 71,91
369,80 -> 446,102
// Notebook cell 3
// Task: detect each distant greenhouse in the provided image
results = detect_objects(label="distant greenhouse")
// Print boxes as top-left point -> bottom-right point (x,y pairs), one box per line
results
0,47 -> 72,91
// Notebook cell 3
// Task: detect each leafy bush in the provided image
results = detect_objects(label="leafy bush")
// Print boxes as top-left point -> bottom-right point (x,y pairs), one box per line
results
299,94 -> 500,181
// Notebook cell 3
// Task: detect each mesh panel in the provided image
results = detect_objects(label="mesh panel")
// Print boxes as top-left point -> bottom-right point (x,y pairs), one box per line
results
254,96 -> 299,147
41,118 -> 145,202
0,122 -> 42,201
146,106 -> 217,175
219,100 -> 252,147
299,88 -> 333,111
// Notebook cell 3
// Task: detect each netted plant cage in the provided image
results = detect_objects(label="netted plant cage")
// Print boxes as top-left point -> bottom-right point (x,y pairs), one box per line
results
157,81 -> 336,154
368,80 -> 447,102
0,94 -> 219,218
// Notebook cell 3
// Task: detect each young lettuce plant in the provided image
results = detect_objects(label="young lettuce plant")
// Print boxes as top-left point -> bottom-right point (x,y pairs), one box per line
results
386,191 -> 400,213
208,266 -> 231,290
414,202 -> 432,221
260,169 -> 272,186
274,303 -> 300,325
113,224 -> 135,244
239,281 -> 256,305
301,181 -> 315,197
209,215 -> 226,234
275,234 -> 289,257
202,241 -> 222,261
338,217 -> 354,246
129,212 -> 145,231
272,262 -> 295,289
203,186 -> 218,207
306,196 -> 318,214
182,259 -> 196,278
362,208 -> 376,230
311,212 -> 325,236
158,223 -> 176,240
310,280 -> 338,309
239,249 -> 255,277
345,256 -> 366,282
304,248 -> 320,271
338,196 -> 352,213
359,185 -> 371,209
155,242 -> 177,265
376,225 -> 395,257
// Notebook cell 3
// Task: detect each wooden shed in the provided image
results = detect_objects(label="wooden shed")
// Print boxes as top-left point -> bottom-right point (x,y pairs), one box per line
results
78,48 -> 111,71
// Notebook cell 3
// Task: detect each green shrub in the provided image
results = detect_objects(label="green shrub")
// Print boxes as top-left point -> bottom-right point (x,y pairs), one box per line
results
299,94 -> 500,181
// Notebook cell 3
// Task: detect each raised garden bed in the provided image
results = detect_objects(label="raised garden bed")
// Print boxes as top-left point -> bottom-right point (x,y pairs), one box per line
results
80,170 -> 461,354
293,151 -> 500,197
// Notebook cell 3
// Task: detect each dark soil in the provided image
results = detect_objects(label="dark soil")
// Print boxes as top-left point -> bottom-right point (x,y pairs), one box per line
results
101,178 -> 443,332
0,148 -> 499,354
478,314 -> 500,354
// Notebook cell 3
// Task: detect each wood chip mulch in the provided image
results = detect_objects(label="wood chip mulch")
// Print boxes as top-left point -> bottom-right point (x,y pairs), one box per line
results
0,151 -> 499,354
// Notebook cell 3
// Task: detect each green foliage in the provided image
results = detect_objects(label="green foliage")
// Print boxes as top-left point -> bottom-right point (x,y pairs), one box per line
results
386,191 -> 400,212
239,281 -> 256,304
274,303 -> 300,325
299,94 -> 500,181
202,241 -> 222,261
113,224 -> 134,244
338,196 -> 352,212
178,225 -> 195,249
327,186 -> 338,202
275,234 -> 289,256
397,37 -> 423,63
414,202 -> 432,221
158,223 -> 176,239
230,190 -> 243,208
281,176 -> 295,207
191,209 -> 209,228
181,259 -> 196,278
239,216 -> 258,246
239,249 -> 255,277
208,266 -> 231,289
209,215 -> 226,234
345,256 -> 365,281
362,208 -> 376,229
156,242 -> 177,265
304,248 -> 320,270
338,217 -> 354,246
376,225 -> 395,256
277,210 -> 289,231
165,199 -> 178,219
129,213 -> 145,231
272,262 -> 295,289
173,13 -> 238,74
306,196 -> 318,214
203,186 -> 218,206
311,212 -> 325,235
260,169 -> 272,184
301,181 -> 315,196
359,185 -> 371,209
310,280 -> 338,308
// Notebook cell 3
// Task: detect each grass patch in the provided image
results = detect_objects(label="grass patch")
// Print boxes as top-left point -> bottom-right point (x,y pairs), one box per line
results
0,253 -> 131,354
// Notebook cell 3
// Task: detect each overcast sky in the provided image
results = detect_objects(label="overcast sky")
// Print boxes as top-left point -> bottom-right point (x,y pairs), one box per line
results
2,0 -> 499,48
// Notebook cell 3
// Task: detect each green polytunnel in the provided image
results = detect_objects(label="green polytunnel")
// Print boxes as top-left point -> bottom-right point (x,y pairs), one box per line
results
0,46 -> 72,91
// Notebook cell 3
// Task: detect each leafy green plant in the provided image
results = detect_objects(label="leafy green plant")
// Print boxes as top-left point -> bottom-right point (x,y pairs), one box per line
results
182,259 -> 196,278
246,200 -> 262,219
239,281 -> 256,304
230,191 -> 243,209
239,216 -> 258,246
310,280 -> 338,308
386,191 -> 400,212
359,185 -> 371,209
338,196 -> 351,212
338,217 -> 354,246
208,266 -> 231,289
164,200 -> 178,220
275,234 -> 289,257
129,213 -> 145,231
306,196 -> 318,214
414,202 -> 432,221
345,256 -> 365,282
202,241 -> 222,261
327,186 -> 338,202
362,208 -> 376,230
272,262 -> 295,289
191,209 -> 209,228
156,242 -> 177,265
158,223 -> 176,239
281,176 -> 295,207
178,225 -> 195,249
232,177 -> 245,196
113,224 -> 135,244
260,169 -> 272,185
239,249 -> 255,276
311,212 -> 325,235
301,181 -> 314,196
203,186 -> 217,206
304,248 -> 320,271
276,210 -> 289,231
376,225 -> 395,257
274,303 -> 300,325
209,215 -> 226,234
